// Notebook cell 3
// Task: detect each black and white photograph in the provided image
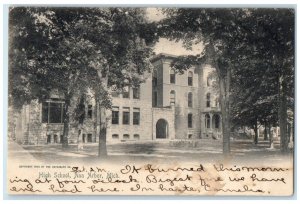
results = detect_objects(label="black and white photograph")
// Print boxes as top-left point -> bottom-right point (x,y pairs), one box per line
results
5,5 -> 295,196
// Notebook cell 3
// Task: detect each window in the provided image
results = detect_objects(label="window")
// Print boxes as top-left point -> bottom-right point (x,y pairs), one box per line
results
205,114 -> 211,129
153,91 -> 158,107
188,92 -> 193,107
188,71 -> 193,86
188,114 -> 193,128
111,107 -> 119,124
188,134 -> 193,139
47,135 -> 51,144
133,86 -> 140,99
123,134 -> 130,139
122,86 -> 130,98
170,90 -> 176,105
170,69 -> 175,84
206,93 -> 211,107
133,108 -> 140,125
49,102 -> 63,123
87,105 -> 93,119
123,107 -> 130,125
53,135 -> 58,143
153,70 -> 158,87
213,114 -> 220,129
112,134 -> 119,139
134,134 -> 140,140
42,101 -> 64,124
82,134 -> 86,143
87,134 -> 93,143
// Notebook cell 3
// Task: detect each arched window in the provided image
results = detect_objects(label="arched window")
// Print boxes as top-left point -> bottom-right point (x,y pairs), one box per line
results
213,114 -> 220,129
188,71 -> 193,86
206,93 -> 211,107
188,92 -> 193,107
123,134 -> 130,139
205,114 -> 211,129
170,90 -> 176,105
170,69 -> 176,84
188,113 -> 193,128
134,134 -> 140,140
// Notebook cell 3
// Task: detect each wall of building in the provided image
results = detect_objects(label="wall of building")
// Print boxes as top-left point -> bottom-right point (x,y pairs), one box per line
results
107,73 -> 153,142
199,64 -> 222,139
152,55 -> 202,139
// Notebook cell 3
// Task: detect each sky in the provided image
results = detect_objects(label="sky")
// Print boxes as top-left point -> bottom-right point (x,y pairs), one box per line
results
146,8 -> 203,56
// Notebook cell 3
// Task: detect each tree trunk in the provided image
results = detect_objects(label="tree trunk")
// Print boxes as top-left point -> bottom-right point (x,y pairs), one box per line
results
98,105 -> 107,157
219,69 -> 231,155
253,121 -> 258,145
77,125 -> 83,151
264,121 -> 268,141
269,123 -> 273,149
279,76 -> 288,153
62,98 -> 70,149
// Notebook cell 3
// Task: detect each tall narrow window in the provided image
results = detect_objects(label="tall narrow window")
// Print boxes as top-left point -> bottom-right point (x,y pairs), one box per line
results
87,105 -> 93,119
170,69 -> 175,84
188,92 -> 193,107
111,106 -> 119,124
170,90 -> 176,105
206,93 -> 211,107
153,70 -> 158,87
153,91 -> 158,107
122,86 -> 129,98
49,103 -> 63,123
188,71 -> 193,86
123,107 -> 130,125
133,108 -> 140,125
188,113 -> 193,128
133,86 -> 140,99
213,114 -> 220,129
42,102 -> 49,123
205,114 -> 211,129
87,134 -> 93,142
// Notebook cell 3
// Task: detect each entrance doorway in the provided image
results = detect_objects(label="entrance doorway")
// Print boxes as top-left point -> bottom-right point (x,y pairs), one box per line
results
156,119 -> 168,139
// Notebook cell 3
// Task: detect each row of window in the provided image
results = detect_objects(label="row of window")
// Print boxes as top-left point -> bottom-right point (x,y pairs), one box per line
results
46,134 -> 94,144
42,102 -> 93,124
111,107 -> 140,125
112,134 -> 140,140
111,86 -> 140,99
152,70 -> 194,86
153,91 -> 219,108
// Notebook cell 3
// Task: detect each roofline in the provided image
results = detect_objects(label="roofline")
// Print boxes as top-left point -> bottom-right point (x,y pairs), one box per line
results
150,53 -> 179,63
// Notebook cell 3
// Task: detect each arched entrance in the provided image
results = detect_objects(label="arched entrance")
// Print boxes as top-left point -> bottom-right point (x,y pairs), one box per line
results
156,119 -> 168,139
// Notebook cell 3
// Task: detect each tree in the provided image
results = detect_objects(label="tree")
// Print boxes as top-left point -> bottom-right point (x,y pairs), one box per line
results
159,8 -> 294,154
9,7 -> 158,156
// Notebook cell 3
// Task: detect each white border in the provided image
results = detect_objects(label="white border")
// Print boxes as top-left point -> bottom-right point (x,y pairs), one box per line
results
1,1 -> 299,203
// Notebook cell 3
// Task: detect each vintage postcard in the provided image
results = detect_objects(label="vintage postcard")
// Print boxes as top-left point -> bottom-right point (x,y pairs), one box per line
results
7,6 -> 294,196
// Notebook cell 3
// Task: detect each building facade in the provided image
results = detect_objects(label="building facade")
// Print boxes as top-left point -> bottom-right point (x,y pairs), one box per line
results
12,53 -> 222,145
